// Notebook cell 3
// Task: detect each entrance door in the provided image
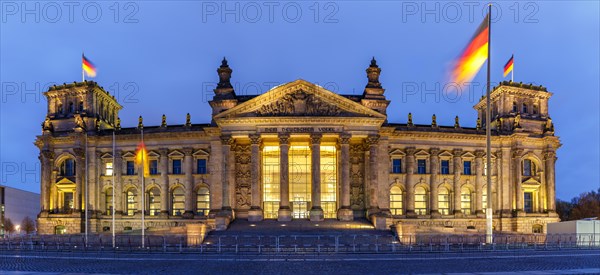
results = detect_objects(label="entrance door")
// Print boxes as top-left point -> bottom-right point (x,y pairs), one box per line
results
292,198 -> 308,219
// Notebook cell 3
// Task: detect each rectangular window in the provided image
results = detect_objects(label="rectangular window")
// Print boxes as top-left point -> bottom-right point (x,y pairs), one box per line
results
105,162 -> 113,176
440,160 -> 450,175
172,159 -> 182,174
417,159 -> 426,174
197,159 -> 207,174
463,161 -> 472,175
126,161 -> 135,175
523,159 -> 532,177
149,160 -> 158,175
392,159 -> 402,174
524,192 -> 533,213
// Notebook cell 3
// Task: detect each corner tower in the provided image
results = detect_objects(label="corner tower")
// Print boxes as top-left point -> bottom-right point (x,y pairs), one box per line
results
361,57 -> 390,115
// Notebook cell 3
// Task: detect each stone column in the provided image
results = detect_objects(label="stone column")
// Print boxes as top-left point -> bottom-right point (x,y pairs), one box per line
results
309,133 -> 324,221
248,134 -> 264,221
159,148 -> 169,217
51,170 -> 58,212
209,139 -> 223,215
405,147 -> 416,217
377,137 -> 391,215
278,133 -> 292,221
114,150 -> 123,215
337,133 -> 353,221
365,134 -> 380,216
88,149 -> 97,214
499,148 -> 512,216
513,149 -> 524,215
544,150 -> 557,213
475,150 -> 485,216
220,135 -> 234,216
74,148 -> 85,212
183,147 -> 194,218
452,149 -> 463,215
429,148 -> 440,217
39,150 -> 54,214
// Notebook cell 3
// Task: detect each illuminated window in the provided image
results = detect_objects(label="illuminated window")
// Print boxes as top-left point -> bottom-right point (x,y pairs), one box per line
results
149,160 -> 158,175
417,159 -> 426,174
63,192 -> 74,212
171,187 -> 185,216
390,186 -> 403,215
105,187 -> 113,215
54,225 -> 66,235
461,187 -> 472,215
524,192 -> 533,213
197,159 -> 207,174
414,187 -> 428,215
482,189 -> 488,213
320,145 -> 337,218
126,161 -> 135,175
533,224 -> 543,233
126,188 -> 137,216
290,145 -> 311,219
105,162 -> 113,176
463,161 -> 472,175
196,187 -> 210,216
438,187 -> 450,215
392,159 -> 402,173
148,187 -> 160,216
172,159 -> 182,174
262,145 -> 280,219
441,160 -> 450,174
59,159 -> 76,177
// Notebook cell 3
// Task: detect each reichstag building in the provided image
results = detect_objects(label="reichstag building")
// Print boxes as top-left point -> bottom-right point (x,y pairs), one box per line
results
35,58 -> 560,234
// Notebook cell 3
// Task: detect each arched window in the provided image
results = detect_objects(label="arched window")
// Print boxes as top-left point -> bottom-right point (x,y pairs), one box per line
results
390,186 -> 403,215
196,187 -> 210,216
460,187 -> 472,215
522,103 -> 528,114
512,101 -> 517,113
68,102 -> 74,113
148,187 -> 160,216
58,158 -> 76,177
522,159 -> 537,177
126,188 -> 137,216
532,224 -> 543,234
414,186 -> 428,215
105,187 -> 113,215
54,225 -> 66,235
438,187 -> 450,215
171,187 -> 185,216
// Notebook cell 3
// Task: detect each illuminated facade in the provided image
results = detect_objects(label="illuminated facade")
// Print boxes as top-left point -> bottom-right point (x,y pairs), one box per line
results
35,58 -> 560,234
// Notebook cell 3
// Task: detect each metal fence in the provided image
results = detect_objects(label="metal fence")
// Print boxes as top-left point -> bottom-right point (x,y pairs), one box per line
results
1,233 -> 599,254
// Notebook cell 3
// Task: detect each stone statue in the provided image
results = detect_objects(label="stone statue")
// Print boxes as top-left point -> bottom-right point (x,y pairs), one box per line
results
545,117 -> 554,133
476,117 -> 482,130
74,114 -> 86,130
95,118 -> 100,131
116,117 -> 121,130
138,115 -> 143,129
42,117 -> 53,132
454,116 -> 460,128
431,114 -> 437,127
514,113 -> 521,128
161,114 -> 167,127
185,113 -> 191,127
408,113 -> 413,126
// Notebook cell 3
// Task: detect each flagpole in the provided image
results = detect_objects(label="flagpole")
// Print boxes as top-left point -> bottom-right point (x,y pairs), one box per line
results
85,129 -> 89,246
511,54 -> 514,82
112,130 -> 116,248
82,53 -> 85,82
141,128 -> 145,249
485,3 -> 494,245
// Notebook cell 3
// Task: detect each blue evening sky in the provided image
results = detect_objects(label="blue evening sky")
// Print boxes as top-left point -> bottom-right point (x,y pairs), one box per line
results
1,1 -> 598,200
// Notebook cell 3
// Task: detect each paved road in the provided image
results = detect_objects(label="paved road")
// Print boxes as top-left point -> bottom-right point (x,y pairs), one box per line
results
1,250 -> 599,274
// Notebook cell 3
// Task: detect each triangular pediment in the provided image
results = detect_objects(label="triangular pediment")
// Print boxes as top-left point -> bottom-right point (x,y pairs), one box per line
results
522,177 -> 541,186
214,80 -> 386,120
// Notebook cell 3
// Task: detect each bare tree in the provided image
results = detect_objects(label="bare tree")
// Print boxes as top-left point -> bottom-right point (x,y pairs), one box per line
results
21,216 -> 36,235
3,218 -> 15,236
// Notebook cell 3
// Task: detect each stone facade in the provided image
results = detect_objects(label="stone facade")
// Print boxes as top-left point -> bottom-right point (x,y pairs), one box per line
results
35,58 -> 560,235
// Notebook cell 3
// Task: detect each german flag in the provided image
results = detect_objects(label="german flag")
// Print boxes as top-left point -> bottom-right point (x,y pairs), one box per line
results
451,14 -> 489,85
503,55 -> 514,77
135,141 -> 149,177
82,54 -> 97,77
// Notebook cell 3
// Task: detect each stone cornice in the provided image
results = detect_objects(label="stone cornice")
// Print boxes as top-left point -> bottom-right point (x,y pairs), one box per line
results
216,117 -> 385,127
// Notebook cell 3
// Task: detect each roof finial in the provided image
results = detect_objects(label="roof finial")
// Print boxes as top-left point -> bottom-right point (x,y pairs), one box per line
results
370,56 -> 378,67
221,57 -> 228,67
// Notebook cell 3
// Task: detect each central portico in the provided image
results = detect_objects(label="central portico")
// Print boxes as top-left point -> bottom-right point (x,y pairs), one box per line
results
212,75 -> 389,223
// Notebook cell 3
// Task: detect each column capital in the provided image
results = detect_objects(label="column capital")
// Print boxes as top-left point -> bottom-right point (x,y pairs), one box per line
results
512,148 -> 524,159
339,133 -> 351,144
365,134 -> 380,146
158,148 -> 169,156
221,135 -> 235,147
495,150 -> 502,159
249,134 -> 261,145
73,148 -> 85,159
475,150 -> 485,158
429,147 -> 440,156
310,133 -> 322,145
405,147 -> 416,156
183,147 -> 194,156
543,150 -> 556,160
41,150 -> 55,160
452,148 -> 463,157
278,133 -> 290,145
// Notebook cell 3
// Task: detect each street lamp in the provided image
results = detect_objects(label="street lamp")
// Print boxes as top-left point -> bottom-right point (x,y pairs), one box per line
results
15,225 -> 20,235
